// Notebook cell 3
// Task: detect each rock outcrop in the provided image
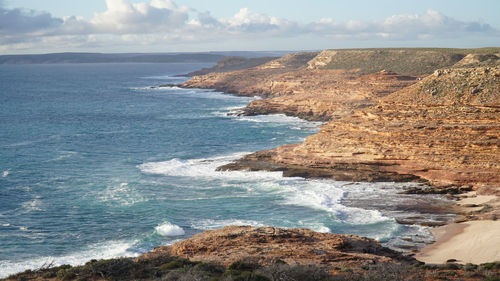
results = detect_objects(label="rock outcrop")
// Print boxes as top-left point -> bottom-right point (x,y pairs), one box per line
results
243,70 -> 418,121
182,52 -> 318,97
182,49 -> 500,190
183,53 -> 419,121
142,226 -> 415,268
221,66 -> 500,190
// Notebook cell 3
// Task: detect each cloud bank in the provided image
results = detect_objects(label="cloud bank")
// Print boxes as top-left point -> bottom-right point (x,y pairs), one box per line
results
0,0 -> 498,53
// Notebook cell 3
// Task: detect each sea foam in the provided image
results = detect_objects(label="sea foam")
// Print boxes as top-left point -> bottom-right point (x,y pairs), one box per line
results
191,219 -> 265,230
155,222 -> 185,236
237,114 -> 323,131
138,153 -> 285,181
0,240 -> 139,279
139,153 -> 391,228
282,180 -> 392,225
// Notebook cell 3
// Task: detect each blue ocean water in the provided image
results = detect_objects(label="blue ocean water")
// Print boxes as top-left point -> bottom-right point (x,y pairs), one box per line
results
0,63 -> 453,277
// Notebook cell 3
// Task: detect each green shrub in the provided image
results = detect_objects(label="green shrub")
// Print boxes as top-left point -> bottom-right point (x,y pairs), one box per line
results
464,263 -> 478,271
228,260 -> 260,271
161,260 -> 187,270
481,262 -> 500,270
56,268 -> 76,281
42,271 -> 57,278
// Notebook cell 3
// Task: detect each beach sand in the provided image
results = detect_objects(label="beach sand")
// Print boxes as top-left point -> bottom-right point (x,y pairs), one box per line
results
457,192 -> 497,206
416,191 -> 500,264
416,220 -> 500,264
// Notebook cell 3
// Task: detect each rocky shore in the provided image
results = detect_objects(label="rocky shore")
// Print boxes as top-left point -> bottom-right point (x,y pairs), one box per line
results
183,48 -> 500,264
184,49 -> 500,192
5,48 -> 499,280
142,226 -> 416,267
5,226 -> 500,280
220,67 -> 500,191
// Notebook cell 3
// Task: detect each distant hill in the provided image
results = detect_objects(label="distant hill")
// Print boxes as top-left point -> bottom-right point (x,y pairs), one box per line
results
0,51 -> 293,64
307,48 -> 500,76
384,65 -> 500,106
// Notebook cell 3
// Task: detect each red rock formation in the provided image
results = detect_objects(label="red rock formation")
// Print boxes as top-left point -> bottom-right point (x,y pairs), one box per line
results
142,226 -> 414,268
183,49 -> 499,191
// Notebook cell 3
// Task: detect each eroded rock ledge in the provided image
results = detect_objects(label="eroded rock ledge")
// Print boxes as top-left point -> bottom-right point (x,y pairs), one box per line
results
225,67 -> 500,190
181,49 -> 500,191
141,226 -> 416,268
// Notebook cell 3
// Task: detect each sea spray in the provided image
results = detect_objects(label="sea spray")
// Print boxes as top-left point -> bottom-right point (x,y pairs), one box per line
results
155,222 -> 185,236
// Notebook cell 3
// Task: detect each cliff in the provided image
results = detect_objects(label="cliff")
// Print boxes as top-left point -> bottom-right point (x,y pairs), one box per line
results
182,52 -> 319,97
181,48 -> 500,191
307,48 -> 500,75
182,51 -> 419,121
220,65 -> 500,191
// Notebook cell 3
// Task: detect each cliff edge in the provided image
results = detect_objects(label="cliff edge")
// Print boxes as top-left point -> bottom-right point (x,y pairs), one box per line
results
220,65 -> 500,191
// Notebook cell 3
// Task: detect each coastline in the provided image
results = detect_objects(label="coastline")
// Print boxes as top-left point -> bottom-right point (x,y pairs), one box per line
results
416,192 -> 500,264
4,94 -> 497,280
174,54 -> 500,265
3,51 -> 499,280
167,82 -> 485,261
416,220 -> 500,264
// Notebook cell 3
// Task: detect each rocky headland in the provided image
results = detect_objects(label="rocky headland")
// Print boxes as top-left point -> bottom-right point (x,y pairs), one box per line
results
182,49 -> 500,192
142,226 -> 415,268
185,48 -> 500,265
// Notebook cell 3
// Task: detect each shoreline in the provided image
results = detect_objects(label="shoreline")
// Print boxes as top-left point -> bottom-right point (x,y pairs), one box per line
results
416,192 -> 500,264
416,220 -> 500,264
3,66 -> 500,280
176,80 -> 500,264
173,52 -> 499,265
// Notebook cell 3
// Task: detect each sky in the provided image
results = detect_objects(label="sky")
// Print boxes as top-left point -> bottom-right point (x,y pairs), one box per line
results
1,0 -> 499,54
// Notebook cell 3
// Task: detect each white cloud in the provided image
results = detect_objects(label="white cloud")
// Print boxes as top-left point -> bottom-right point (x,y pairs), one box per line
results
89,0 -> 189,33
0,0 -> 498,53
0,6 -> 62,35
306,9 -> 496,40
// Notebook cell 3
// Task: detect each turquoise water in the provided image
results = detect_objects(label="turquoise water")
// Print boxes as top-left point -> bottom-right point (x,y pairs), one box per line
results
0,63 -> 452,277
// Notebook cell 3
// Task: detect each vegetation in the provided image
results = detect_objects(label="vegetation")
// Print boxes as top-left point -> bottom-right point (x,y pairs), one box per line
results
4,256 -> 500,281
310,48 -> 500,75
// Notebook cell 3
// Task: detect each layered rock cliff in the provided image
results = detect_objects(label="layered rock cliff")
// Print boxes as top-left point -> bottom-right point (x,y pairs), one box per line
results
181,48 -> 500,190
220,66 -> 500,190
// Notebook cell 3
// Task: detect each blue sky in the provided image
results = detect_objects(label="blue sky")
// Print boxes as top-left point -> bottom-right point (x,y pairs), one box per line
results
1,0 -> 499,54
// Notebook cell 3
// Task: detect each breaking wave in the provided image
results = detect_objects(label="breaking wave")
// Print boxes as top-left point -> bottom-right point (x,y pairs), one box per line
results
154,222 -> 185,236
0,240 -> 139,279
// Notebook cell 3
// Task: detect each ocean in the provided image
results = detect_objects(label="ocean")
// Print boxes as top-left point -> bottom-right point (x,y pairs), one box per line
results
0,63 -> 453,277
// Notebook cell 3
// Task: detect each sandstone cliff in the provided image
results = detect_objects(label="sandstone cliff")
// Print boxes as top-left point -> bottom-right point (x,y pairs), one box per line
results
182,52 -> 319,97
182,51 -> 419,121
183,49 -> 500,191
220,66 -> 500,191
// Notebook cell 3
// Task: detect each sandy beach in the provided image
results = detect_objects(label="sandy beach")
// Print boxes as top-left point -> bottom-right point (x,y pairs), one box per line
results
416,193 -> 500,264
